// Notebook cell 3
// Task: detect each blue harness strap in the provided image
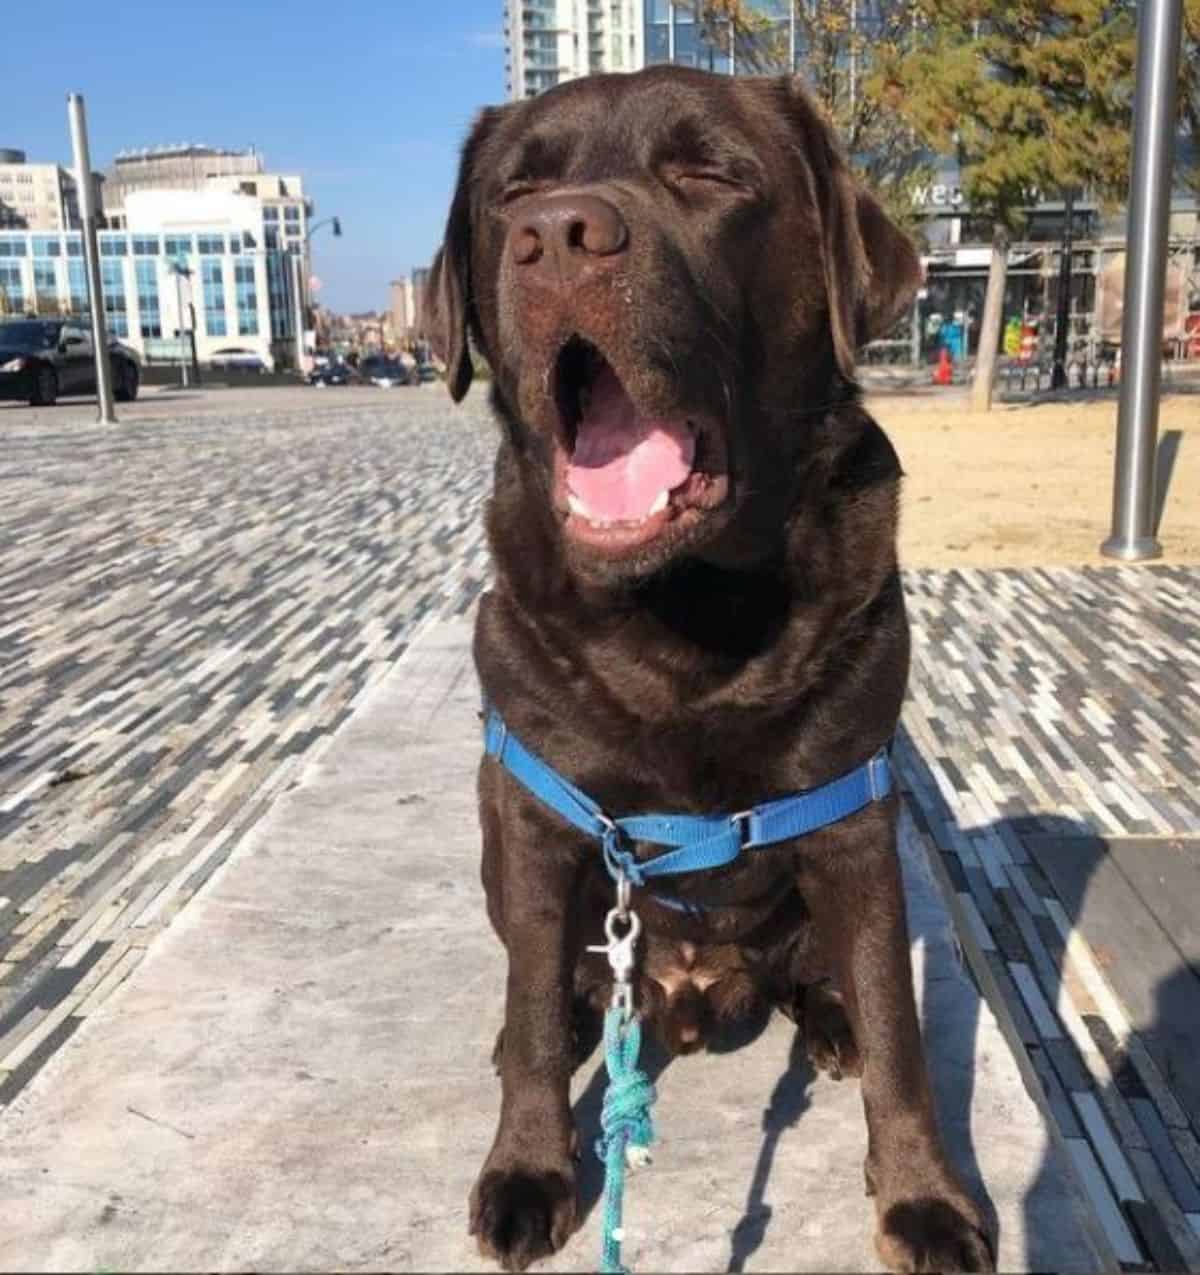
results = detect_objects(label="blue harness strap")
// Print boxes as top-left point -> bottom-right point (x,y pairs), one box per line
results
482,709 -> 891,886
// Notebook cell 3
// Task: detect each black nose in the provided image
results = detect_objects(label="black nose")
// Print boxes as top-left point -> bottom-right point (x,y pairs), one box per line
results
511,192 -> 629,278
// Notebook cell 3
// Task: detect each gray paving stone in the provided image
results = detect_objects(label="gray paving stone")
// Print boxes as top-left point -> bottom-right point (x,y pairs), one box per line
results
0,619 -> 1109,1273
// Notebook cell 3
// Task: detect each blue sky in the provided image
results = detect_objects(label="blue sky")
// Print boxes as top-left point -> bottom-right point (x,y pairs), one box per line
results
8,0 -> 506,313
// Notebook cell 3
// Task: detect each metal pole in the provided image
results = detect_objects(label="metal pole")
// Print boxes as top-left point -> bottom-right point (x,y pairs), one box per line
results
789,0 -> 796,72
1101,0 -> 1182,561
1051,189 -> 1075,391
291,251 -> 305,374
174,269 -> 190,388
668,1 -> 675,62
67,93 -> 116,424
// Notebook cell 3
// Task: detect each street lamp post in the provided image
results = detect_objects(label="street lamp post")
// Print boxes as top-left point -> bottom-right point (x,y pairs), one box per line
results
293,215 -> 341,374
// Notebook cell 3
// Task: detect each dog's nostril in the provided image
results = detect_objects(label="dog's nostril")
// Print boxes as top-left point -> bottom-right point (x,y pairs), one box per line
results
513,226 -> 543,266
581,213 -> 627,256
567,218 -> 588,252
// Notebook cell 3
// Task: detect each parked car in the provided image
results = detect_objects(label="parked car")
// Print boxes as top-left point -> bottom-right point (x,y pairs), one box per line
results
208,347 -> 270,373
360,357 -> 412,388
0,317 -> 140,406
306,361 -> 353,387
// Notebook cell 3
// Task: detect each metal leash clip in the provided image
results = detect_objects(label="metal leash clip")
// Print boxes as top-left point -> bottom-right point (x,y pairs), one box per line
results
587,875 -> 641,1021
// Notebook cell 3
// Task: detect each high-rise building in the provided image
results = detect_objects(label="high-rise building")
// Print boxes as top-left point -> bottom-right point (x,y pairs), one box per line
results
389,276 -> 415,337
643,1 -> 795,74
505,0 -> 644,100
410,266 -> 431,338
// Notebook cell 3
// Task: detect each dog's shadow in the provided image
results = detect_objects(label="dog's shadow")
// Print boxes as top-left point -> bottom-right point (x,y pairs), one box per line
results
724,1027 -> 816,1272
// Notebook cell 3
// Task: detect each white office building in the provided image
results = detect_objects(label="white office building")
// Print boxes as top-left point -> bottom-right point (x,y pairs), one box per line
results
505,0 -> 644,99
0,168 -> 315,370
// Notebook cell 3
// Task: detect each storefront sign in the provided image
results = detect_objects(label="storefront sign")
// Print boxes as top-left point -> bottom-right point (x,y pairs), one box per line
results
911,183 -> 966,209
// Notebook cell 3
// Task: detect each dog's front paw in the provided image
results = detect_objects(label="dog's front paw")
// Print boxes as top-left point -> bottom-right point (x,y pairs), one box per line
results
469,1164 -> 577,1272
875,1195 -> 995,1273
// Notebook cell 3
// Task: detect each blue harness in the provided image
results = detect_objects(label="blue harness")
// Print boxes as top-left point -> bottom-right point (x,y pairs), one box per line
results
483,707 -> 892,1272
483,709 -> 893,894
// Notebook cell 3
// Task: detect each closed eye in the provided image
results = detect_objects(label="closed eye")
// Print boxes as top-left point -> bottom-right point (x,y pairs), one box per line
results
664,168 -> 761,199
499,181 -> 554,206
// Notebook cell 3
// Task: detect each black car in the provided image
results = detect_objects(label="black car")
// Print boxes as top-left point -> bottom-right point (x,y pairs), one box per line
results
0,318 -> 141,406
305,360 -> 353,387
359,356 -> 413,387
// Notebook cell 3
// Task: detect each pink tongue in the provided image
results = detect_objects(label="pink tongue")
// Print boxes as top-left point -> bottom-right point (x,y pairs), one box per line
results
566,365 -> 694,522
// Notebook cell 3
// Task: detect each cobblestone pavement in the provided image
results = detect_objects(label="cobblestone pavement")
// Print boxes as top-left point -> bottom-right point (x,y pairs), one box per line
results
0,391 -> 493,1104
1,391 -> 1198,1269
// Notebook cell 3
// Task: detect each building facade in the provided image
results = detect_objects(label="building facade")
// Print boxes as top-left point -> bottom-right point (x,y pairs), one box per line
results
410,266 -> 431,339
100,145 -> 264,219
0,191 -> 307,371
505,0 -> 643,99
0,143 -> 325,371
0,148 -> 83,232
389,276 -> 415,337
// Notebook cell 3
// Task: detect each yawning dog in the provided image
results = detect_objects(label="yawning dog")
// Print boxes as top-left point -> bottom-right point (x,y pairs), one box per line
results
428,65 -> 994,1274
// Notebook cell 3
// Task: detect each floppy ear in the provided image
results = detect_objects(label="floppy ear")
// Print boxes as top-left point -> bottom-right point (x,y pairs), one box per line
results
426,107 -> 507,403
824,173 -> 924,378
780,80 -> 923,378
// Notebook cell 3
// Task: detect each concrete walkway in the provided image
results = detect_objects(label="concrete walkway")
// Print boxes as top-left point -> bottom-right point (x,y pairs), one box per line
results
0,619 -> 1109,1272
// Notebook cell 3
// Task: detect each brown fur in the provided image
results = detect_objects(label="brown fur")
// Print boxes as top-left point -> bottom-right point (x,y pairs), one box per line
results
429,66 -> 994,1273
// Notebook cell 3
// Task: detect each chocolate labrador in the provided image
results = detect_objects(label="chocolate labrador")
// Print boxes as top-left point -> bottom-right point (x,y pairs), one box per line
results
428,65 -> 994,1273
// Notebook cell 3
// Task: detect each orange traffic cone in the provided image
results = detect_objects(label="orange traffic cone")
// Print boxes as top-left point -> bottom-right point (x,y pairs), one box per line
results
933,346 -> 953,386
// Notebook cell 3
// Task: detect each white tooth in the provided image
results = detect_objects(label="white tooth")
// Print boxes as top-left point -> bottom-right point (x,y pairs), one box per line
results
648,490 -> 669,515
567,493 -> 587,516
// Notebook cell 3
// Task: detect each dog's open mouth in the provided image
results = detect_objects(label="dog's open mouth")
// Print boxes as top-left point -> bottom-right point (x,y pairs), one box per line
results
553,337 -> 727,554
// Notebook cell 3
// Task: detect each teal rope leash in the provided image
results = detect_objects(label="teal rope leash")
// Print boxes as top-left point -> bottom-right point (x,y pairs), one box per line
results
597,1005 -> 657,1275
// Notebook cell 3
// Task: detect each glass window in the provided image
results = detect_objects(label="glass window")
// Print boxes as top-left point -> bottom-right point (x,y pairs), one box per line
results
68,258 -> 87,315
33,235 -> 62,258
284,205 -> 300,222
136,258 -> 162,338
164,234 -> 193,259
266,250 -> 289,339
202,257 -> 227,336
66,235 -> 82,257
100,259 -> 128,337
0,261 -> 25,311
100,236 -> 128,257
263,206 -> 279,222
0,237 -> 28,258
197,234 -> 225,255
234,257 -> 258,336
34,260 -> 58,313
133,235 -> 160,256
